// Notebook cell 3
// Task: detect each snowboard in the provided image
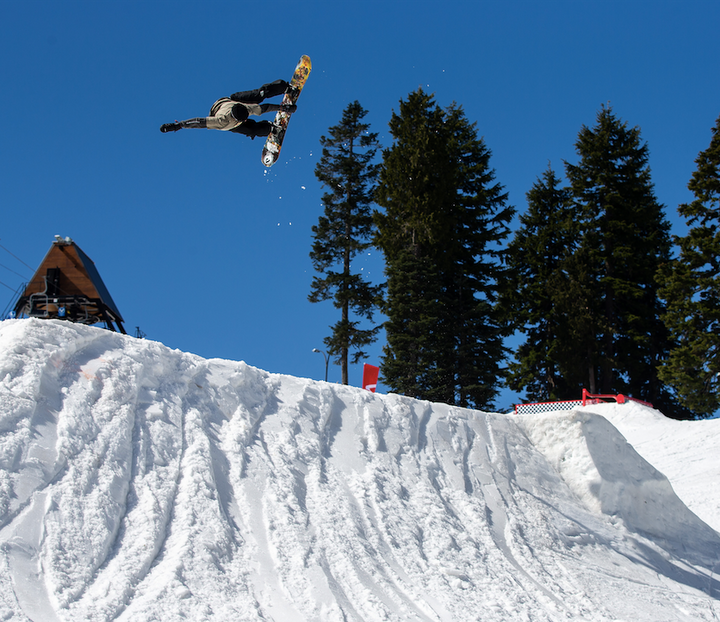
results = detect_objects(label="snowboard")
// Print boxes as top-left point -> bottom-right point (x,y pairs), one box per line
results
262,55 -> 312,167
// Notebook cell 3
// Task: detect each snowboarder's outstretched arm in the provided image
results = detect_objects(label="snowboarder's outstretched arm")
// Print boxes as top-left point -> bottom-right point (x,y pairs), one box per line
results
161,118 -> 206,133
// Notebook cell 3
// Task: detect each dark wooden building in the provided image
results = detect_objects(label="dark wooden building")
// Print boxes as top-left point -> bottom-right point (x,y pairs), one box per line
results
13,236 -> 126,333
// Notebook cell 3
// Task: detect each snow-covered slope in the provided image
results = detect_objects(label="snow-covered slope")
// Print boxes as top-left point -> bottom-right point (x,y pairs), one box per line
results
0,319 -> 718,622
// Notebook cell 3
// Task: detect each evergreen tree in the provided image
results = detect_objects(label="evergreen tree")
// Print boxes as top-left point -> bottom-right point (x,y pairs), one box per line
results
659,113 -> 720,417
374,90 -> 449,400
310,101 -> 382,384
565,105 -> 674,408
502,166 -> 584,401
375,89 -> 514,409
380,248 -> 443,399
442,104 -> 515,408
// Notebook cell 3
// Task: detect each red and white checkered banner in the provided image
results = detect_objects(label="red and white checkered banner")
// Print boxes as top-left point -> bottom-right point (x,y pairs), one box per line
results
515,400 -> 583,415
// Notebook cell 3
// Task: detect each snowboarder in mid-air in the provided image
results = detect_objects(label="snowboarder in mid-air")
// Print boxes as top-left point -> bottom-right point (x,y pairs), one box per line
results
160,79 -> 297,138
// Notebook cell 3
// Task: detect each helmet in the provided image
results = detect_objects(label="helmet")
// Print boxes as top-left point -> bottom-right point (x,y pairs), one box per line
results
231,104 -> 249,123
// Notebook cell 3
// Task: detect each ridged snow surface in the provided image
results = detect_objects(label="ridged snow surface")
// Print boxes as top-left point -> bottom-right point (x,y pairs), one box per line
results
0,319 -> 718,621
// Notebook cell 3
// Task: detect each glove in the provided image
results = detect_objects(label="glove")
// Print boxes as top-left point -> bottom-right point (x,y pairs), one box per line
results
280,104 -> 297,114
160,122 -> 182,133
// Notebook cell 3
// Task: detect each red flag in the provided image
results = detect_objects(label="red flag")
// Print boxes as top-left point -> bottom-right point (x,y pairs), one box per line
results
362,364 -> 379,392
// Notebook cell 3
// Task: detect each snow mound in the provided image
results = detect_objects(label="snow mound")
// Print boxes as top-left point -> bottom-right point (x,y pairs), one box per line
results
0,319 -> 718,622
588,400 -> 720,533
519,410 -> 718,551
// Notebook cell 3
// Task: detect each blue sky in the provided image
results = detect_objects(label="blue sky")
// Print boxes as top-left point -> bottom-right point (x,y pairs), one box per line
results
1,1 -> 718,410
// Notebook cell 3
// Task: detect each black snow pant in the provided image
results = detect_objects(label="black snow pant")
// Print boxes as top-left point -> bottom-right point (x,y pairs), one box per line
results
230,119 -> 273,139
230,79 -> 288,105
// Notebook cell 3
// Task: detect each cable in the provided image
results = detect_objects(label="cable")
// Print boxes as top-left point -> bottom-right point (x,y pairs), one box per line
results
0,262 -> 30,280
0,241 -> 35,272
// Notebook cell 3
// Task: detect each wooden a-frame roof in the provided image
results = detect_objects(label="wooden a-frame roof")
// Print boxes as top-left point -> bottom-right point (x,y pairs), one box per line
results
14,237 -> 126,333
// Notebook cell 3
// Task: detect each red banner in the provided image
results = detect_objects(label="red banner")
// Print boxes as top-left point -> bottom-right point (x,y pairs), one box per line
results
362,364 -> 379,392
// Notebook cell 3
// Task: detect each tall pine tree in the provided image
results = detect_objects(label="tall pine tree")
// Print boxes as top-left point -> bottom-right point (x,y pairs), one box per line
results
310,101 -> 382,384
659,113 -> 720,417
565,105 -> 674,409
442,104 -> 515,408
375,89 -> 513,409
502,166 -> 584,401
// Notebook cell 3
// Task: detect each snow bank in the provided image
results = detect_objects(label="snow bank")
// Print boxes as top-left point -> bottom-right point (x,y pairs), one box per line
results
518,410 -> 718,554
0,319 -> 718,622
